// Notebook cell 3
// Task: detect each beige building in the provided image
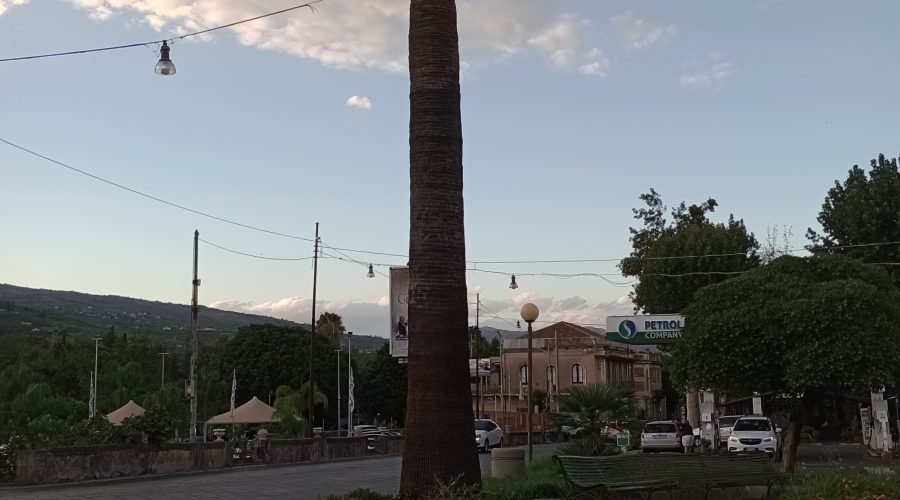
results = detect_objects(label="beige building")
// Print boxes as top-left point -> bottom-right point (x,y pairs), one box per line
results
471,322 -> 664,430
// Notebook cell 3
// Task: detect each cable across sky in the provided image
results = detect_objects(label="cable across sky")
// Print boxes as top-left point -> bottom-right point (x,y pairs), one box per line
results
0,1 -> 323,63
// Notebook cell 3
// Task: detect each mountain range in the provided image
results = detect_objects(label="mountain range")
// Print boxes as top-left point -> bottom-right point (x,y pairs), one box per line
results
0,283 -> 388,351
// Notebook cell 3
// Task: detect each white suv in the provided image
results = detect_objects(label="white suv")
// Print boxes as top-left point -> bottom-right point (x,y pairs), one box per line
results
727,416 -> 778,455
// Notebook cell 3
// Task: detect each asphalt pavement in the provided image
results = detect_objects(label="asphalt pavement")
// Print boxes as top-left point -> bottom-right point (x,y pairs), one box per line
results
0,443 -> 560,500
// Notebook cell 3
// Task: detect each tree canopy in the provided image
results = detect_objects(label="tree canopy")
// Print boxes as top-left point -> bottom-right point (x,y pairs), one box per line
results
670,254 -> 900,470
621,189 -> 759,314
807,153 -> 900,284
316,312 -> 345,344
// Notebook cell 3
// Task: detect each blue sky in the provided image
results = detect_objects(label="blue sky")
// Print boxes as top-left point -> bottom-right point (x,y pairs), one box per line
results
2,0 -> 898,337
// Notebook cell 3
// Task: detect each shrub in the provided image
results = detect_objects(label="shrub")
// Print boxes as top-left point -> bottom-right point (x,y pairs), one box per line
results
558,436 -> 621,457
777,469 -> 900,499
484,457 -> 566,500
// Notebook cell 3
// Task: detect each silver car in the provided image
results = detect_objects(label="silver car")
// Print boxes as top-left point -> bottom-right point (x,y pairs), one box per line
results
716,415 -> 742,448
640,421 -> 683,452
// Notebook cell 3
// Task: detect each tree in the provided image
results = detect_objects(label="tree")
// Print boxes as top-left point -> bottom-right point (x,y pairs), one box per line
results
400,0 -> 481,495
670,255 -> 900,471
357,345 -> 408,426
316,312 -> 345,344
620,189 -> 760,314
469,327 -> 499,358
807,153 -> 900,284
272,382 -> 328,437
550,384 -> 635,455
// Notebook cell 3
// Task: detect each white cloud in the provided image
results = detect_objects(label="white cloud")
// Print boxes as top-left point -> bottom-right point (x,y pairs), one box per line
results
0,0 -> 28,16
345,95 -> 372,110
61,0 -> 613,76
210,292 -> 636,338
610,11 -> 675,50
680,52 -> 735,90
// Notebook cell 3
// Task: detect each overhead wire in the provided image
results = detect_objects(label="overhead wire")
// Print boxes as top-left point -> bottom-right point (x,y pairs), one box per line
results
0,136 -> 316,242
0,1 -> 324,63
199,238 -> 314,261
4,136 -> 899,270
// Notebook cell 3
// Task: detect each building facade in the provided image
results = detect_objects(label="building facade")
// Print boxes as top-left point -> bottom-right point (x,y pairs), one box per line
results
471,321 -> 665,430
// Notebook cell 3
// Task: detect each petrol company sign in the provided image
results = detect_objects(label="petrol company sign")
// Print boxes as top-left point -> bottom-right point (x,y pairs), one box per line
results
605,315 -> 685,344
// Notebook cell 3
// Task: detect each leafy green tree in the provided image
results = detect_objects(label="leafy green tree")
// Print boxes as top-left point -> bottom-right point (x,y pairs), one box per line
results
469,327 -> 499,358
272,382 -> 327,437
316,312 -> 345,344
670,255 -> 900,471
550,385 -> 634,456
807,153 -> 900,284
122,407 -> 176,445
356,345 -> 408,426
620,189 -> 760,314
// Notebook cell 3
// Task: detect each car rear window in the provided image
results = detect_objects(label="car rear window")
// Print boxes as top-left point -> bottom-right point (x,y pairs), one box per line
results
474,421 -> 492,431
733,419 -> 771,431
719,417 -> 739,427
644,423 -> 676,433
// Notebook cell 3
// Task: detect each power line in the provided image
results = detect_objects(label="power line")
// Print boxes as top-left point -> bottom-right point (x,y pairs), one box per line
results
0,1 -> 323,63
199,238 -> 315,261
0,136 -> 316,242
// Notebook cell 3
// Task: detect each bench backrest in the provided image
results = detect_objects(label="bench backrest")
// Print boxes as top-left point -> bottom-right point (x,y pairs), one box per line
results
554,455 -> 642,489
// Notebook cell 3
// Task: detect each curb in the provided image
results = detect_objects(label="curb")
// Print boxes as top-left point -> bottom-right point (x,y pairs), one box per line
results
0,452 -> 403,493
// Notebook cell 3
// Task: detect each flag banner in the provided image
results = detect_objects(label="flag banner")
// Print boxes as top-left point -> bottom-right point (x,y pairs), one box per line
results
230,369 -> 237,417
348,367 -> 355,414
88,371 -> 95,418
389,267 -> 409,358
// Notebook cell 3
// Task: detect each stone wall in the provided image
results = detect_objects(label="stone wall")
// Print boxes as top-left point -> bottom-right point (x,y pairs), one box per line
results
15,442 -> 231,485
16,437 -> 404,485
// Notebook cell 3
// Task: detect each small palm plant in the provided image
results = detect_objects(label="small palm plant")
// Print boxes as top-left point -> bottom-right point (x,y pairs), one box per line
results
273,381 -> 328,438
549,384 -> 635,456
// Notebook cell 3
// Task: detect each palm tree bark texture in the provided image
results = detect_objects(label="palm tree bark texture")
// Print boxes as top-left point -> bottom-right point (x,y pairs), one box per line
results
399,0 -> 481,497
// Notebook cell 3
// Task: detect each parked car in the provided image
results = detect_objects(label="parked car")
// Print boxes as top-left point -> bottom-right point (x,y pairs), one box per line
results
640,420 -> 684,453
353,425 -> 399,451
716,415 -> 743,448
727,416 -> 779,455
474,419 -> 503,452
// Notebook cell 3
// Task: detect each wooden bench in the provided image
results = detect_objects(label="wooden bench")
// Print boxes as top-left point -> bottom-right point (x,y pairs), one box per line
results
555,453 -> 788,499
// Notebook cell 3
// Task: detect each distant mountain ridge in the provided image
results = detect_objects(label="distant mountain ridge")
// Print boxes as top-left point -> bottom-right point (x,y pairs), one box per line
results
0,283 -> 388,350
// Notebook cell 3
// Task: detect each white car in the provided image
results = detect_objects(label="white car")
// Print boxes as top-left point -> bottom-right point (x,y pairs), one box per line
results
474,419 -> 503,452
727,416 -> 779,455
716,415 -> 743,448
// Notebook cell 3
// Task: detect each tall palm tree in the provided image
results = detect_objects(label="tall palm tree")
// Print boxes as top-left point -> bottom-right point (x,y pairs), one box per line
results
400,0 -> 480,496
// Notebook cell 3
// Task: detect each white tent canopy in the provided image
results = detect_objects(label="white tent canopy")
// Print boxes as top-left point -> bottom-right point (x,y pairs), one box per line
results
206,396 -> 278,425
106,399 -> 145,426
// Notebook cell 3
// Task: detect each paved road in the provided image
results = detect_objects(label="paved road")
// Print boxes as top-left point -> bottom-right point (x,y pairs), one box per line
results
0,443 -> 560,500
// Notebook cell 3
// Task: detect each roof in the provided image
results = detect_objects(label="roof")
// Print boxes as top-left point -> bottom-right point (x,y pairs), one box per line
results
518,321 -> 622,348
106,400 -> 145,426
206,396 -> 278,424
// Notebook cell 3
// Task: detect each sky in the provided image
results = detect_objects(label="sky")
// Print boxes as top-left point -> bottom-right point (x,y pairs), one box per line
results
2,0 -> 899,338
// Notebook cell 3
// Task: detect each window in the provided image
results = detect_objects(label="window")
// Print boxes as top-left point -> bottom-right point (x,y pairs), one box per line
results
733,418 -> 772,432
571,363 -> 585,384
519,364 -> 528,384
546,365 -> 557,393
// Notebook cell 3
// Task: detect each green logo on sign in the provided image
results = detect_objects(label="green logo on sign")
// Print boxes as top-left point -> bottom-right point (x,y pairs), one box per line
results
618,320 -> 637,340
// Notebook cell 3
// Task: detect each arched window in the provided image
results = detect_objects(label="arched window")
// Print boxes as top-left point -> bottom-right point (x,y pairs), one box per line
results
519,364 -> 529,384
572,363 -> 585,385
546,365 -> 557,393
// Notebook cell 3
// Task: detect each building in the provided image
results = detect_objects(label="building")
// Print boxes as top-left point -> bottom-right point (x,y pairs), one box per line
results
471,321 -> 664,430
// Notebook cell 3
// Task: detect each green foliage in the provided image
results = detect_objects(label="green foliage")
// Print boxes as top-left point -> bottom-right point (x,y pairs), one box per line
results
272,382 -> 327,437
483,458 -> 567,500
671,255 -> 900,396
469,327 -> 499,358
808,153 -> 900,285
121,407 -> 176,445
356,344 -> 408,426
777,469 -> 900,499
621,189 -> 759,313
558,437 -> 621,457
316,312 -> 345,344
548,384 -> 635,438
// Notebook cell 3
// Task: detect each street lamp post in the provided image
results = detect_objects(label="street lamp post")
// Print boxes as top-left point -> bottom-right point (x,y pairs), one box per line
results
347,331 -> 353,437
336,347 -> 342,432
520,303 -> 540,463
520,302 -> 540,463
91,337 -> 102,418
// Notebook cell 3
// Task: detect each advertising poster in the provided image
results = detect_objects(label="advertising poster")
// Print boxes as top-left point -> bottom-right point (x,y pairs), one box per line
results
389,267 -> 409,357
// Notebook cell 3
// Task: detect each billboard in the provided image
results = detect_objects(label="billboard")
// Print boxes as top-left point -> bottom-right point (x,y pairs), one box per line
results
606,315 -> 685,344
389,267 -> 409,357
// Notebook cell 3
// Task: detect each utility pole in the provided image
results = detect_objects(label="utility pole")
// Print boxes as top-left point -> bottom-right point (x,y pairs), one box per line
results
347,331 -> 353,437
92,337 -> 102,418
189,230 -> 201,443
554,330 -> 560,412
159,352 -> 169,387
309,222 -> 320,438
475,292 -> 480,419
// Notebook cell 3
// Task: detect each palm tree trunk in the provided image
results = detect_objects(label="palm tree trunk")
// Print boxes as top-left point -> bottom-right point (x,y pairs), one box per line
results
400,0 -> 480,496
